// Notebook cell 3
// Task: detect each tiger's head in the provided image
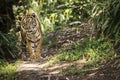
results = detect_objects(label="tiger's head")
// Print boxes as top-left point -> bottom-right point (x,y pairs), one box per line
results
21,10 -> 40,33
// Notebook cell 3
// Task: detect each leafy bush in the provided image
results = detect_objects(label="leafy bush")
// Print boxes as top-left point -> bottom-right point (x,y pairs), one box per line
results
0,59 -> 19,80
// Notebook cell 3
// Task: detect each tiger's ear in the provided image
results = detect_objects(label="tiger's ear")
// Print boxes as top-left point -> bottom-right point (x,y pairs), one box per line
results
32,13 -> 36,17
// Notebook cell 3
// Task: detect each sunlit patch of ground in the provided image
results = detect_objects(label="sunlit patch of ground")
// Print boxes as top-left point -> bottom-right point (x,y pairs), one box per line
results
15,56 -> 88,80
46,58 -> 87,74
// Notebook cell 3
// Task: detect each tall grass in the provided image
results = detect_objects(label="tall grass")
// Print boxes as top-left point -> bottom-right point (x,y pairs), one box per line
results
90,0 -> 120,53
0,31 -> 19,59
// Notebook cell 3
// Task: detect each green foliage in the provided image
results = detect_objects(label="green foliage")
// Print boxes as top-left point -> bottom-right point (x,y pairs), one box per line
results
0,59 -> 7,67
40,17 -> 54,34
0,59 -> 19,80
42,35 -> 49,45
0,0 -> 20,59
62,67 -> 78,76
85,39 -> 114,63
90,0 -> 120,53
49,39 -> 114,65
0,30 -> 19,59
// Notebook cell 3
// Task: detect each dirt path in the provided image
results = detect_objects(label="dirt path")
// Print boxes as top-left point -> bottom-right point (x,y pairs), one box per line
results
15,60 -> 48,80
14,56 -> 120,80
15,59 -> 53,80
14,57 -> 88,80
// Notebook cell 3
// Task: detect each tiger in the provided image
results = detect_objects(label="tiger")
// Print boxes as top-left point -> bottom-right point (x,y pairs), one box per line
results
20,10 -> 42,60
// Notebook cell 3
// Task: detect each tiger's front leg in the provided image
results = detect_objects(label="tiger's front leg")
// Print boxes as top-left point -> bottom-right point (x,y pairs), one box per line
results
35,39 -> 42,59
27,40 -> 36,59
27,39 -> 42,60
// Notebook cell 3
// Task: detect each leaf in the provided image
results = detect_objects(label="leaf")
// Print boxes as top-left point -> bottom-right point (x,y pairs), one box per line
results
113,21 -> 120,33
114,3 -> 120,17
102,18 -> 109,31
0,32 -> 9,43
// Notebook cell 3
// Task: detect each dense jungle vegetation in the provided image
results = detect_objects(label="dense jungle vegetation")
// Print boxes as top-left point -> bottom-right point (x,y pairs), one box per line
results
0,0 -> 120,80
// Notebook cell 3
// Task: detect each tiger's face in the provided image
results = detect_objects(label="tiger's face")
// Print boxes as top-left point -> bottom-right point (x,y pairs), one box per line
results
21,13 -> 39,33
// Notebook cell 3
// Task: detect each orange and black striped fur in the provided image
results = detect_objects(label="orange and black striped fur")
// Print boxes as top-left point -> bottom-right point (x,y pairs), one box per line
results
20,11 -> 42,60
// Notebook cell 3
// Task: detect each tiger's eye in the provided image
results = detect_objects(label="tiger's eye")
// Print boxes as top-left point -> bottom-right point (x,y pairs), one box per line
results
32,13 -> 35,17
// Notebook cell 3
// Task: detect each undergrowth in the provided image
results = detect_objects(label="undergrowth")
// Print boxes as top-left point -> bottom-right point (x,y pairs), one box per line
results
0,59 -> 19,80
49,38 -> 114,66
62,67 -> 78,76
